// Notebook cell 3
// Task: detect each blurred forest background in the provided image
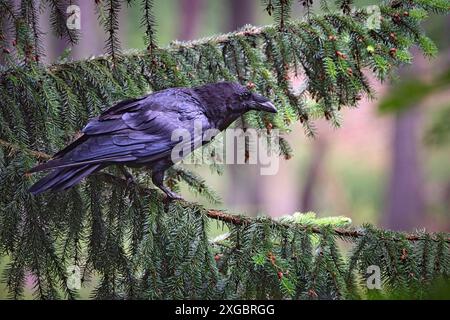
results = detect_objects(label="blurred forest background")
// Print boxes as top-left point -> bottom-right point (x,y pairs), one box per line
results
5,0 -> 450,230
0,0 -> 449,298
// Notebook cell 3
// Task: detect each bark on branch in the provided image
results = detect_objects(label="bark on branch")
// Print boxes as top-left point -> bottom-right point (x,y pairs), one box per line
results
1,138 -> 449,243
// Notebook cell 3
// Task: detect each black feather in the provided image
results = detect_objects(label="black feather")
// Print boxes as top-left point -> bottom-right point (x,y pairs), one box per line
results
28,82 -> 276,198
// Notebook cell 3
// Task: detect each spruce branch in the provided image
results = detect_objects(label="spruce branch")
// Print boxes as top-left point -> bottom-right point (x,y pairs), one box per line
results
47,24 -> 269,70
1,0 -> 449,299
141,0 -> 157,54
32,0 -> 448,133
0,0 -> 17,20
1,137 -> 448,244
97,0 -> 122,61
20,0 -> 42,62
0,0 -> 18,53
43,0 -> 79,44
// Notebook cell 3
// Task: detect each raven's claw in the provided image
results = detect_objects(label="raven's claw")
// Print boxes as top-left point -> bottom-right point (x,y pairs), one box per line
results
162,188 -> 183,201
119,166 -> 135,190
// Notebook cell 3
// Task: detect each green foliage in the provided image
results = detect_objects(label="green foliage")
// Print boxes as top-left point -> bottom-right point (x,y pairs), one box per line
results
96,0 -> 123,60
279,211 -> 352,227
379,66 -> 450,114
0,0 -> 449,299
44,0 -> 79,45
379,80 -> 434,113
140,0 -> 157,53
425,104 -> 450,146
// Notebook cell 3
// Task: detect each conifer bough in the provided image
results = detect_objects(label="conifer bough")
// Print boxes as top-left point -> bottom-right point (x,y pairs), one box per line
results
2,136 -> 449,243
0,0 -> 449,299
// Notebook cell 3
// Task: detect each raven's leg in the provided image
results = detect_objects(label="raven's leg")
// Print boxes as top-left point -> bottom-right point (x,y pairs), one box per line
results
151,169 -> 182,200
119,165 -> 135,187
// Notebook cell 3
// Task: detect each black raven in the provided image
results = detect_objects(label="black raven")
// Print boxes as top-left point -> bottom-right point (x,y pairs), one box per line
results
28,82 -> 277,199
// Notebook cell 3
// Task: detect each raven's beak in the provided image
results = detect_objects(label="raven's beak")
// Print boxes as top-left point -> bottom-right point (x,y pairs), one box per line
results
257,101 -> 277,113
251,93 -> 277,113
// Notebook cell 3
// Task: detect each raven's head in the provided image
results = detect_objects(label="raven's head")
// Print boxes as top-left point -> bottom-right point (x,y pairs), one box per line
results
195,82 -> 277,130
230,83 -> 278,114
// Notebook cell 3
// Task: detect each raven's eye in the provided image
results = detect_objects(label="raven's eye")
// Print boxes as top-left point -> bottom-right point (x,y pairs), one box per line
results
240,92 -> 251,100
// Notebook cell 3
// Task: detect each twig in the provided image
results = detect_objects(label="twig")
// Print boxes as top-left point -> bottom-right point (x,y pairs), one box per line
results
0,139 -> 51,160
45,24 -> 268,73
1,137 -> 449,243
205,206 -> 449,243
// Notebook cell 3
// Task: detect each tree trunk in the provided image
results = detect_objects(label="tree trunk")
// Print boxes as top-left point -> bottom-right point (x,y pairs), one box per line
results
300,139 -> 327,212
384,107 -> 425,230
383,49 -> 427,230
228,0 -> 254,30
72,0 -> 107,60
178,0 -> 203,41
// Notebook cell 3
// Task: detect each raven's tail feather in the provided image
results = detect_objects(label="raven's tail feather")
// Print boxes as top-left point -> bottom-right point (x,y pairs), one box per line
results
27,158 -> 65,173
29,164 -> 102,195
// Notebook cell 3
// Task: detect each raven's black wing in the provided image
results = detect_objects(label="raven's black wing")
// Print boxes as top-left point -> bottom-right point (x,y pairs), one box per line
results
29,89 -> 210,172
